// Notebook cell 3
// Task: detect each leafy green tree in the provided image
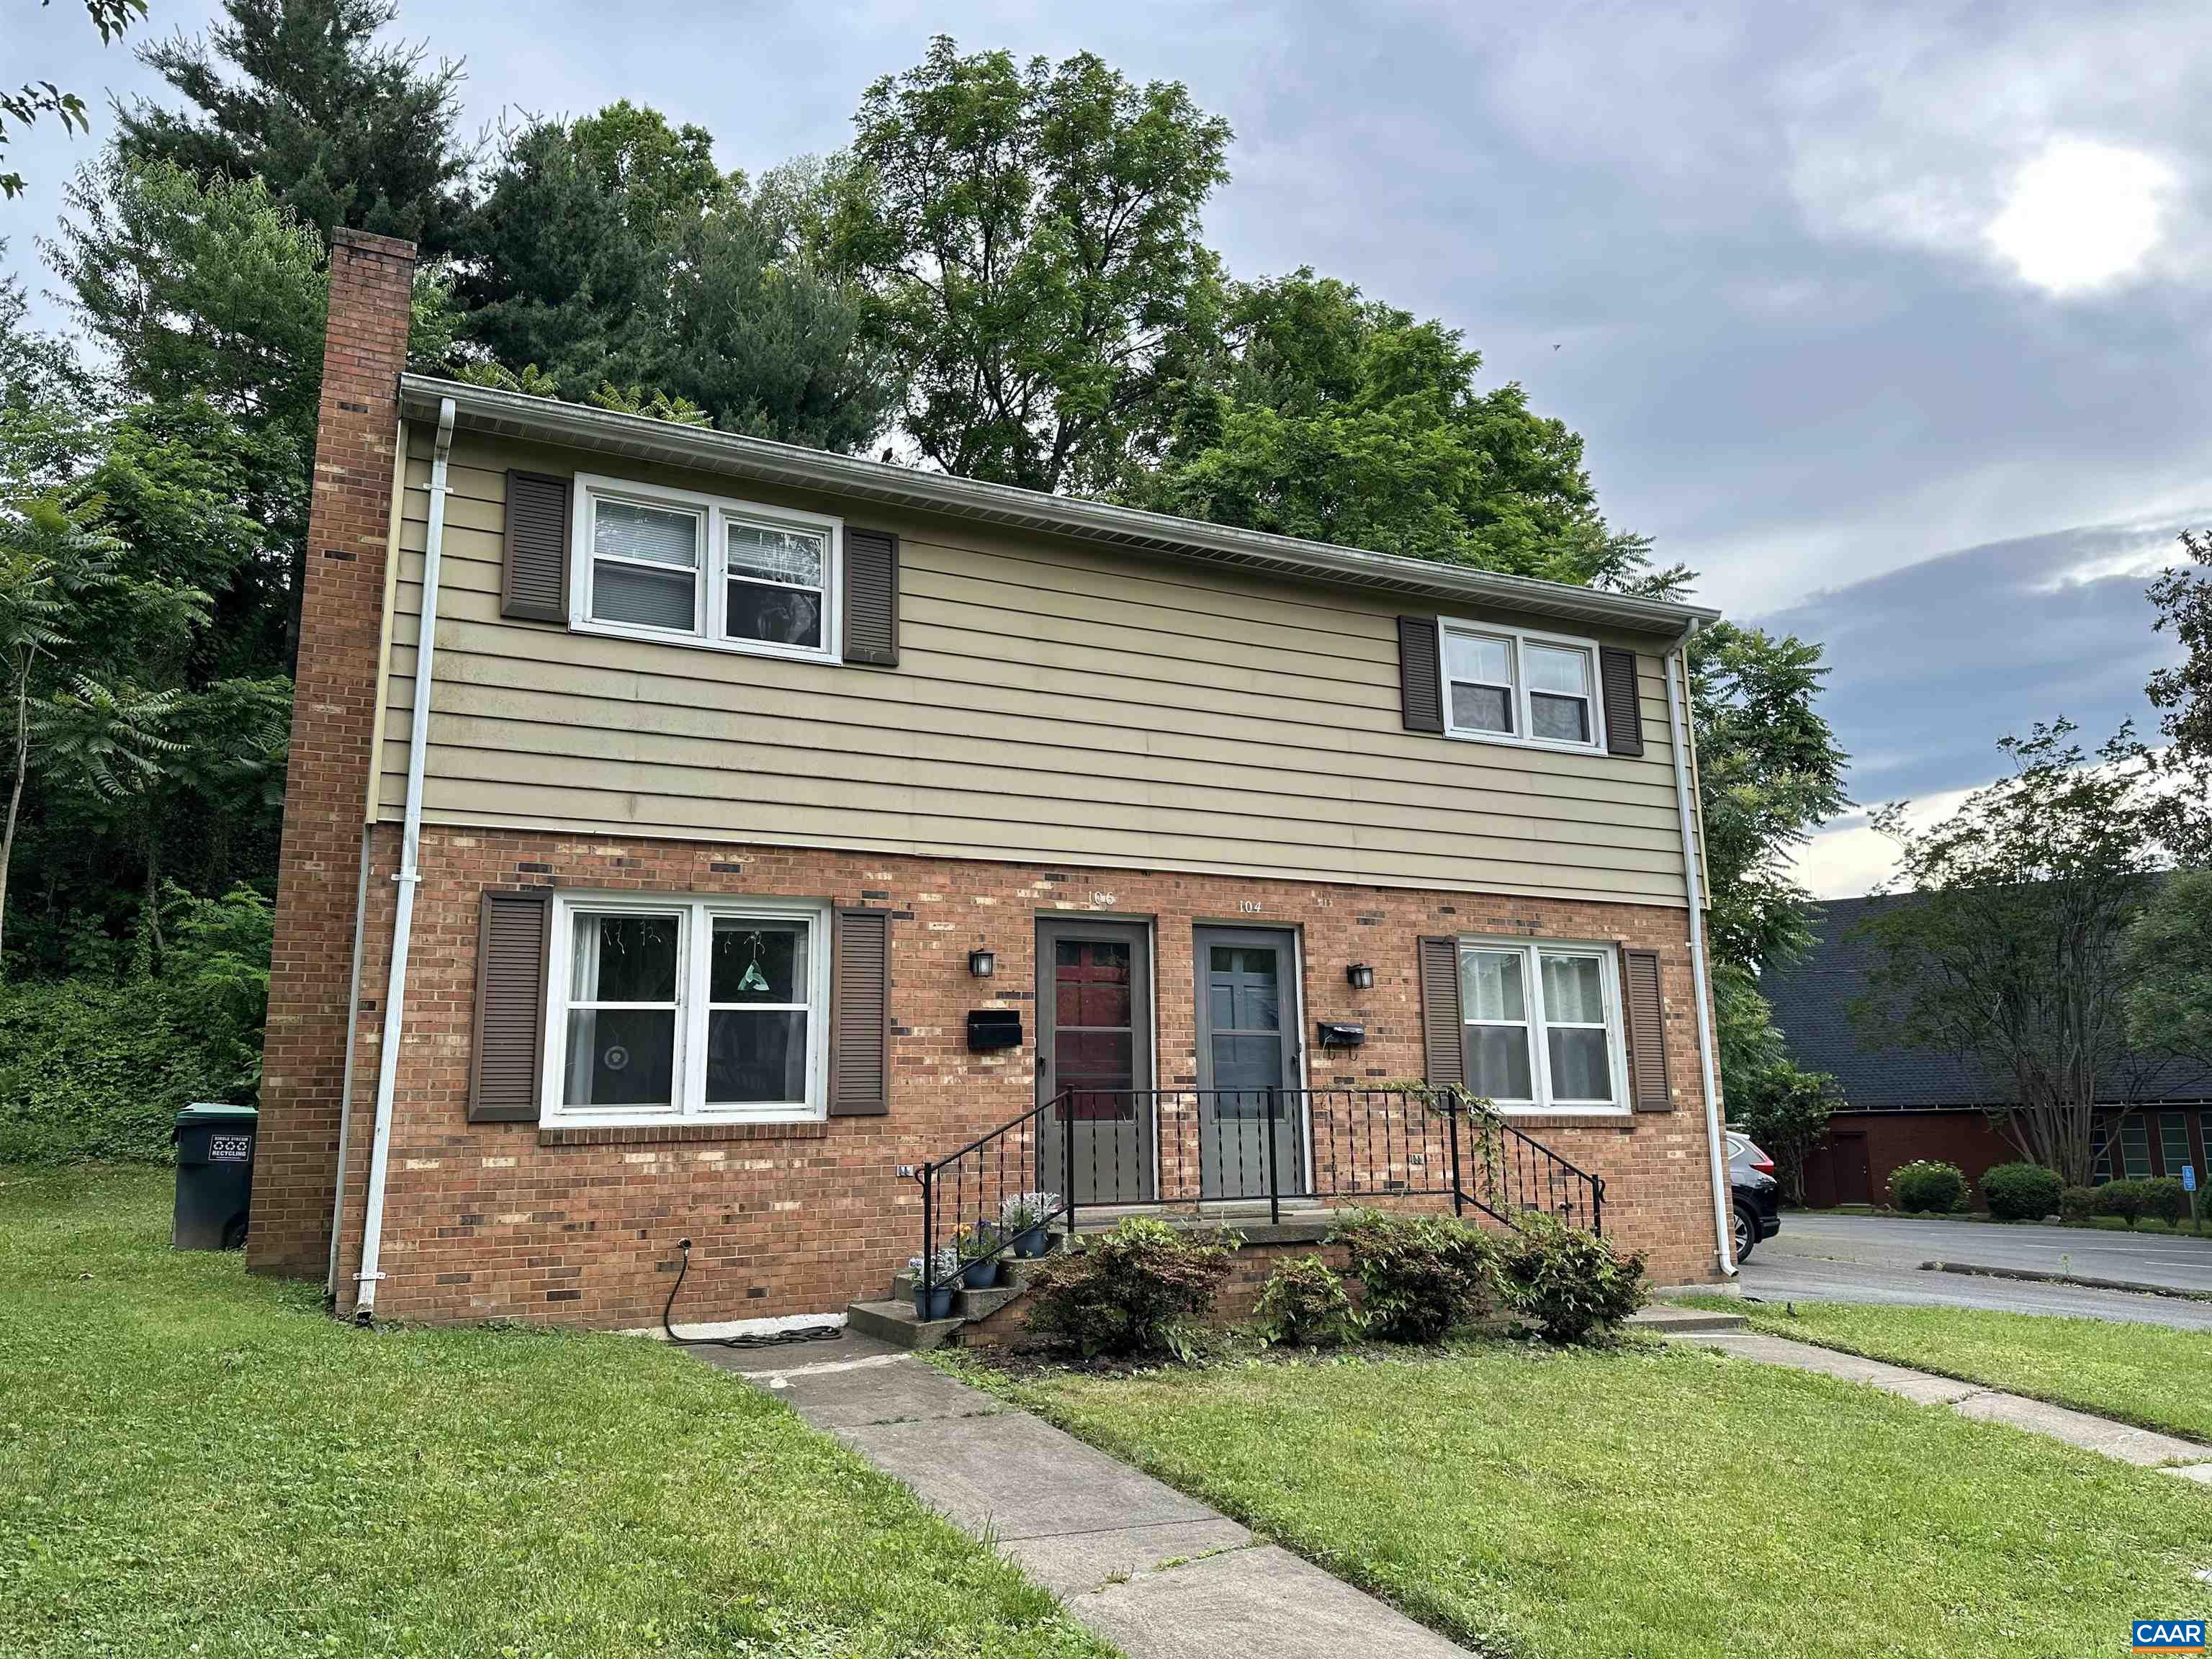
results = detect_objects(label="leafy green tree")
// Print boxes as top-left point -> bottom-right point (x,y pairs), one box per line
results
115,0 -> 471,253
1135,271 -> 1655,588
1853,723 -> 2164,1184
1,0 -> 146,199
2121,870 -> 2212,1072
459,112 -> 891,450
826,36 -> 1231,491
2147,530 -> 2212,862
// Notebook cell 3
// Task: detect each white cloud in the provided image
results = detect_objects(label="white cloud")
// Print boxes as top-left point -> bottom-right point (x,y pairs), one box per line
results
1789,787 -> 1980,900
1986,138 -> 2175,295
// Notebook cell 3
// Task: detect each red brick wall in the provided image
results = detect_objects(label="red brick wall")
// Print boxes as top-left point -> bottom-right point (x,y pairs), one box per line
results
250,229 -> 416,1281
317,826 -> 1729,1324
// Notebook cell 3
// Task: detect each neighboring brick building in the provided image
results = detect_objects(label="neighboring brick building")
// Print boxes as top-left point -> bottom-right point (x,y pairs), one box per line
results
1766,893 -> 2212,1207
252,234 -> 1737,1329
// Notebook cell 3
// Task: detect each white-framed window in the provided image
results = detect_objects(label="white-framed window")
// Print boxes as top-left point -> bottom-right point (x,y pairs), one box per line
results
1457,937 -> 1627,1113
1439,621 -> 1604,752
571,472 -> 840,662
544,891 -> 831,1127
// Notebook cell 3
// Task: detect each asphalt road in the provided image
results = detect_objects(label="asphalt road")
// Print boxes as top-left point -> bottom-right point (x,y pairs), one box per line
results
1736,1212 -> 2212,1331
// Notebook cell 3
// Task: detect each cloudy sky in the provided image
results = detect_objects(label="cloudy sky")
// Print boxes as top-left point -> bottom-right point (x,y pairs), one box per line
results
8,1 -> 2204,894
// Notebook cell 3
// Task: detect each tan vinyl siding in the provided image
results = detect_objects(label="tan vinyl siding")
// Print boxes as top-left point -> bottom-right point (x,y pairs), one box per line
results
379,431 -> 1705,905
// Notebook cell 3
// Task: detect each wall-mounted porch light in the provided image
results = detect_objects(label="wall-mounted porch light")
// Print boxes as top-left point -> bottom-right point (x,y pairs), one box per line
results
1346,962 -> 1375,991
968,948 -> 997,979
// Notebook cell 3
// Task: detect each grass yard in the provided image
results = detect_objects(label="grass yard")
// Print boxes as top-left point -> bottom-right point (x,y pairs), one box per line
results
971,1341 -> 2212,1659
1691,1296 -> 2212,1444
0,1166 -> 1114,1659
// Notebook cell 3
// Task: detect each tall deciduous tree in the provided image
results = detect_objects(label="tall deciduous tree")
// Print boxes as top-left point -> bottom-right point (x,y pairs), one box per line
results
2121,870 -> 2212,1074
826,36 -> 1231,492
116,0 -> 471,254
1134,271 -> 1657,588
1853,724 -> 2164,1184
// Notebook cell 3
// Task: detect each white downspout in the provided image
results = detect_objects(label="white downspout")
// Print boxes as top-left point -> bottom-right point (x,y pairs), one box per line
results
354,395 -> 454,1322
1665,621 -> 1737,1277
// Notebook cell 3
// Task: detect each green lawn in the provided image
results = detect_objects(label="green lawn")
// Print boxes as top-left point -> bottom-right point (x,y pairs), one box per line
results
975,1343 -> 2212,1659
0,1166 -> 1113,1659
1690,1296 -> 2212,1444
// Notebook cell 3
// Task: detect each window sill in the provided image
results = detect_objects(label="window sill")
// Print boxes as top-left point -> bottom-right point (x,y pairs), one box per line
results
1441,727 -> 1607,758
537,1120 -> 833,1148
567,615 -> 837,668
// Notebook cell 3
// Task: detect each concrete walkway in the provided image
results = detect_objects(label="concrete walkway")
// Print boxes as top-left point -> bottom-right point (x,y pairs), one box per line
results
1674,1328 -> 2212,1480
693,1331 -> 1473,1658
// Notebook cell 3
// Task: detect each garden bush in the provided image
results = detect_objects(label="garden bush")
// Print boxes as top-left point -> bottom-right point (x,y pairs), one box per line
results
1980,1162 -> 2064,1222
2092,1179 -> 2148,1227
0,884 -> 270,1167
1491,1213 -> 1648,1344
1889,1159 -> 1967,1215
2143,1177 -> 2192,1229
2060,1185 -> 2096,1225
1023,1217 -> 1236,1359
1253,1253 -> 1361,1347
1326,1209 -> 1494,1343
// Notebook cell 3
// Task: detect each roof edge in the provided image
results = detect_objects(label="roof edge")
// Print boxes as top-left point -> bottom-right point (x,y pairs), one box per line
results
399,375 -> 1722,636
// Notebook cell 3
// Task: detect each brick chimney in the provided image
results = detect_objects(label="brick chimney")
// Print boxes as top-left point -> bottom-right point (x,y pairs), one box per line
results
251,228 -> 417,1281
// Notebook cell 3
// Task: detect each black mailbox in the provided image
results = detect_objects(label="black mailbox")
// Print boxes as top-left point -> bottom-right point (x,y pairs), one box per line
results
1315,1020 -> 1366,1048
968,1009 -> 1023,1051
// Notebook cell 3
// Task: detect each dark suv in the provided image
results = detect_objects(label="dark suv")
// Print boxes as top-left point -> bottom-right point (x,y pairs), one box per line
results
1726,1130 -> 1781,1262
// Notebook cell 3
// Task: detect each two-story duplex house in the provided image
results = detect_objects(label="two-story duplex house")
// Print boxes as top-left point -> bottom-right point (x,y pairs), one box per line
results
249,230 -> 1736,1330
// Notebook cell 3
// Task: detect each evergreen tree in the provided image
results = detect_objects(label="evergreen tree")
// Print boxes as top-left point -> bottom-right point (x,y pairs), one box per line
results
116,0 -> 472,254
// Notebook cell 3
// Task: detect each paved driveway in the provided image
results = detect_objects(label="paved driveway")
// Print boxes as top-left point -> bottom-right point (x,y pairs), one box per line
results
1738,1212 -> 2212,1331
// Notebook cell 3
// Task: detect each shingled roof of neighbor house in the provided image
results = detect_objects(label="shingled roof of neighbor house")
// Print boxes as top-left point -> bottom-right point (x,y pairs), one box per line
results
1761,892 -> 2212,1111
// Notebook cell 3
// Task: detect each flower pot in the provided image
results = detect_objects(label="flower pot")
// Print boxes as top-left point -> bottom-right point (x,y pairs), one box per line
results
913,1282 -> 954,1321
1011,1223 -> 1050,1259
960,1254 -> 1001,1290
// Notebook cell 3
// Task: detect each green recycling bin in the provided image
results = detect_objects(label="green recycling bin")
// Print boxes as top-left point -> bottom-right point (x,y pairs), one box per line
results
173,1102 -> 258,1250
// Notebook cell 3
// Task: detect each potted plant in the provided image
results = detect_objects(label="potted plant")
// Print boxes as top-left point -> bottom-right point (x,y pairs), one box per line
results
909,1248 -> 959,1321
1000,1191 -> 1060,1259
953,1224 -> 1002,1290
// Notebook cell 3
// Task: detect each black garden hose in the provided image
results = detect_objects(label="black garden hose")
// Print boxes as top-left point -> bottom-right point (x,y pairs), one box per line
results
660,1238 -> 845,1349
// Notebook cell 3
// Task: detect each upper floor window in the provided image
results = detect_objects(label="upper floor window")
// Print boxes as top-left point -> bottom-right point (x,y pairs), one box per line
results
574,473 -> 840,662
1440,622 -> 1604,752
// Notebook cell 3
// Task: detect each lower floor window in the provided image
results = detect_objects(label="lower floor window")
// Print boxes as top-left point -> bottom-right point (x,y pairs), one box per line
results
550,894 -> 829,1124
1458,938 -> 1625,1110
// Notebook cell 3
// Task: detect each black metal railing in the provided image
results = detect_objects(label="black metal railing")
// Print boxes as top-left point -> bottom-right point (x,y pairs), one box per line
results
915,1087 -> 1606,1297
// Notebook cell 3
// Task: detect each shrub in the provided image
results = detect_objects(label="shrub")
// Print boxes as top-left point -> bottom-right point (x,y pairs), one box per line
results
2060,1184 -> 2096,1225
1326,1209 -> 1494,1343
1023,1218 -> 1235,1359
1889,1159 -> 1966,1215
1253,1254 -> 1361,1347
2092,1179 -> 2148,1228
2143,1177 -> 2192,1229
1491,1213 -> 1648,1344
1980,1162 -> 2064,1221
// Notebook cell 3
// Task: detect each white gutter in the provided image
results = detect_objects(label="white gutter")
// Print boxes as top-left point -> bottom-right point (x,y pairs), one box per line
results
1665,621 -> 1737,1277
353,395 -> 454,1322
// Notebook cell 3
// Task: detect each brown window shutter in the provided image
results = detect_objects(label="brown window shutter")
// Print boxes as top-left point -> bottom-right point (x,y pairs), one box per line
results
502,470 -> 572,622
829,907 -> 892,1115
842,527 -> 900,667
1398,616 -> 1444,734
1621,947 -> 1672,1110
1417,935 -> 1467,1093
469,889 -> 552,1123
1601,647 -> 1645,757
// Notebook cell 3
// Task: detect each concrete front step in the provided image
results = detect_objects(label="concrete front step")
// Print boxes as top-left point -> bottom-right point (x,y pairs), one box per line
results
845,1299 -> 966,1350
1632,1303 -> 1749,1335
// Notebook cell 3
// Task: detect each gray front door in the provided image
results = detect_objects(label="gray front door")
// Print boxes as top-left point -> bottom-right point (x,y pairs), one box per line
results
1037,919 -> 1154,1204
1194,927 -> 1305,1200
